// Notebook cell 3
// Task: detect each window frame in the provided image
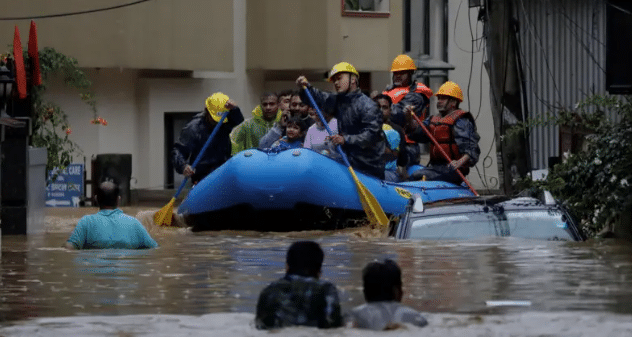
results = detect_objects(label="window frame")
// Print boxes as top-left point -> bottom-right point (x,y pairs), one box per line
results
341,0 -> 390,18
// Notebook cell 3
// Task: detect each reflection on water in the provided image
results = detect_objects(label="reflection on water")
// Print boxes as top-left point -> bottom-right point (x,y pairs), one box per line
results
1,208 -> 632,335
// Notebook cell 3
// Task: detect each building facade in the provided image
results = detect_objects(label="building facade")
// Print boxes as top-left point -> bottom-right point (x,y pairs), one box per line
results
1,0 -> 496,192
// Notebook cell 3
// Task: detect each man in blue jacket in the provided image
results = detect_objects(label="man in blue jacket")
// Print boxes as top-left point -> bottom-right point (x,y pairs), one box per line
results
172,93 -> 244,184
296,62 -> 386,179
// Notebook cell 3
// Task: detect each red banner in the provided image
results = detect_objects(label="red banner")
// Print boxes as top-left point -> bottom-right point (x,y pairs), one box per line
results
13,26 -> 27,99
28,21 -> 42,86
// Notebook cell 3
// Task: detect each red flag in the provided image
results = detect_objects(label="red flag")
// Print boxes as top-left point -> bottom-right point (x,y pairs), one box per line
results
13,26 -> 27,99
28,20 -> 42,86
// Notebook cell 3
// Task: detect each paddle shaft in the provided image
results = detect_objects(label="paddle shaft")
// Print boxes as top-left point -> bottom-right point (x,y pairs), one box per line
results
301,86 -> 352,168
302,86 -> 388,227
409,112 -> 479,196
173,111 -> 229,198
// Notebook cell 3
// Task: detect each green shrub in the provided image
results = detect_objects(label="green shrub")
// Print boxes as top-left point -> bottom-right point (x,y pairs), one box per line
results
516,95 -> 632,237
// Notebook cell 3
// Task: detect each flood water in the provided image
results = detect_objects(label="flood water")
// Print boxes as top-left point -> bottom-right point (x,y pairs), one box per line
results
2,207 -> 632,336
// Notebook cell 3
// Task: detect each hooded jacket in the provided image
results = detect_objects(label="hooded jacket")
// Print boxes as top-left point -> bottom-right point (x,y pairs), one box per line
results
172,107 -> 244,183
301,87 -> 386,179
230,105 -> 282,155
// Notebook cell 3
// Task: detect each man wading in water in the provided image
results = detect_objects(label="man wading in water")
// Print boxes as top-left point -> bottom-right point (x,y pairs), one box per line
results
66,181 -> 158,250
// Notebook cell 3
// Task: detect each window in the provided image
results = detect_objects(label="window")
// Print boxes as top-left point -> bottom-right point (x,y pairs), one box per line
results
342,0 -> 390,18
606,0 -> 632,94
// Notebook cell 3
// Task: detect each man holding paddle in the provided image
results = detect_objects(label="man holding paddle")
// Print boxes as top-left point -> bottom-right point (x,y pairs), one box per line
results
296,62 -> 386,179
404,81 -> 480,186
172,92 -> 244,185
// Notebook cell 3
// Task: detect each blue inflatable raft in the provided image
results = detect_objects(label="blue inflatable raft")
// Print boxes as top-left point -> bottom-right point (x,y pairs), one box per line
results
178,148 -> 475,231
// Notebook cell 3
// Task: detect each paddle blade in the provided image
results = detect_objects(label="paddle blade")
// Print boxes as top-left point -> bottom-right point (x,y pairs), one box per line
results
348,167 -> 389,228
154,197 -> 176,226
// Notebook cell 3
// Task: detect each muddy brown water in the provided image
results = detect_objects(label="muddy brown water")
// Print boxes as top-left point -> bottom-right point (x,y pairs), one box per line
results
1,206 -> 632,336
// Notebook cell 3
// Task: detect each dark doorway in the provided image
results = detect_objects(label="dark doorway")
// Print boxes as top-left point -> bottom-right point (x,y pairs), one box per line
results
164,112 -> 197,189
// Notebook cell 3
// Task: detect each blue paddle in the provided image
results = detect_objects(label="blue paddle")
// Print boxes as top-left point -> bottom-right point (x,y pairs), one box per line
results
302,86 -> 389,228
154,111 -> 229,226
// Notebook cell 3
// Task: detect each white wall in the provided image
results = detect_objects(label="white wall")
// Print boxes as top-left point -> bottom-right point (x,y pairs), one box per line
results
46,69 -> 140,191
54,0 -> 256,191
52,70 -> 252,190
137,77 -> 250,189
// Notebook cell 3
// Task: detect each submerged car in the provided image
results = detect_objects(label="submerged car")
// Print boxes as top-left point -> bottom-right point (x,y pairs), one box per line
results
392,191 -> 585,241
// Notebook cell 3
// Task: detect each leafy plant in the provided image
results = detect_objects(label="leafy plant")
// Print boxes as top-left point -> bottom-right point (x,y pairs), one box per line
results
515,95 -> 632,237
3,47 -> 103,175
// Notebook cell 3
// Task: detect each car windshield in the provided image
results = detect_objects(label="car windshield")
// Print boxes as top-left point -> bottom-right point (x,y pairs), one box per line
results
408,208 -> 575,241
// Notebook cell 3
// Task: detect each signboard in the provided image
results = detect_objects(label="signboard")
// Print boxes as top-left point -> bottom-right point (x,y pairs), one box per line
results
45,164 -> 83,207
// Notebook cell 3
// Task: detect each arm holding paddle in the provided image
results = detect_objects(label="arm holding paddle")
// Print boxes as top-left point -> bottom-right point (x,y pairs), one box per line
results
157,93 -> 238,226
179,99 -> 243,179
297,77 -> 345,147
296,75 -> 389,228
405,108 -> 479,196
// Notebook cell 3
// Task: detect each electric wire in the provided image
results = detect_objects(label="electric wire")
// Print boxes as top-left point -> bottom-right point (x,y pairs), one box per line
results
0,0 -> 153,20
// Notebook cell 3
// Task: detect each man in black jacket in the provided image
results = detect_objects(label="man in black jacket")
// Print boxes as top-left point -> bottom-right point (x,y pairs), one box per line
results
172,92 -> 244,184
382,55 -> 433,128
296,62 -> 386,179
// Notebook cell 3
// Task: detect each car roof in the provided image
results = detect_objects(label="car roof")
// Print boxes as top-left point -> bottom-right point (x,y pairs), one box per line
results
419,195 -> 549,214
396,194 -> 585,241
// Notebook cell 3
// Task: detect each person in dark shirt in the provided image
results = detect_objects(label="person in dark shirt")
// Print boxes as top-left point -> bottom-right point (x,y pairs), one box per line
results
347,259 -> 427,330
381,54 -> 433,129
172,92 -> 244,184
255,241 -> 343,329
404,81 -> 480,185
374,93 -> 415,181
296,62 -> 386,179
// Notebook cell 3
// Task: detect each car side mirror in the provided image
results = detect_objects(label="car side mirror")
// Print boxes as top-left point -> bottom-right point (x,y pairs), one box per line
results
411,193 -> 424,213
542,190 -> 556,205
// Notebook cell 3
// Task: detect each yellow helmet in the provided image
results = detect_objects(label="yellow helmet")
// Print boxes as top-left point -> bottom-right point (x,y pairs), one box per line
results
436,81 -> 463,102
327,62 -> 359,82
390,54 -> 416,72
205,92 -> 230,123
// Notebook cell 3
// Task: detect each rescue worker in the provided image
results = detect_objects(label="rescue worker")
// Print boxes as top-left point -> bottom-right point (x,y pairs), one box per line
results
172,92 -> 244,185
296,62 -> 386,179
383,54 -> 433,128
382,55 -> 433,167
405,81 -> 480,185
230,92 -> 282,154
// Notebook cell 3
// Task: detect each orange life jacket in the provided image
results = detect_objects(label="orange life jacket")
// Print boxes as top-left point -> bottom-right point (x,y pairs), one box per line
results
428,109 -> 470,175
384,83 -> 433,144
383,82 -> 433,104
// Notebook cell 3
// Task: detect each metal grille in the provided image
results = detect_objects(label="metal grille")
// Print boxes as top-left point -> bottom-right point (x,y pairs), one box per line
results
515,0 -> 608,169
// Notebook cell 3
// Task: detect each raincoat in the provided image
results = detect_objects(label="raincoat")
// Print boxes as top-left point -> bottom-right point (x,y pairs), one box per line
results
230,106 -> 282,155
172,107 -> 244,183
301,87 -> 386,179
